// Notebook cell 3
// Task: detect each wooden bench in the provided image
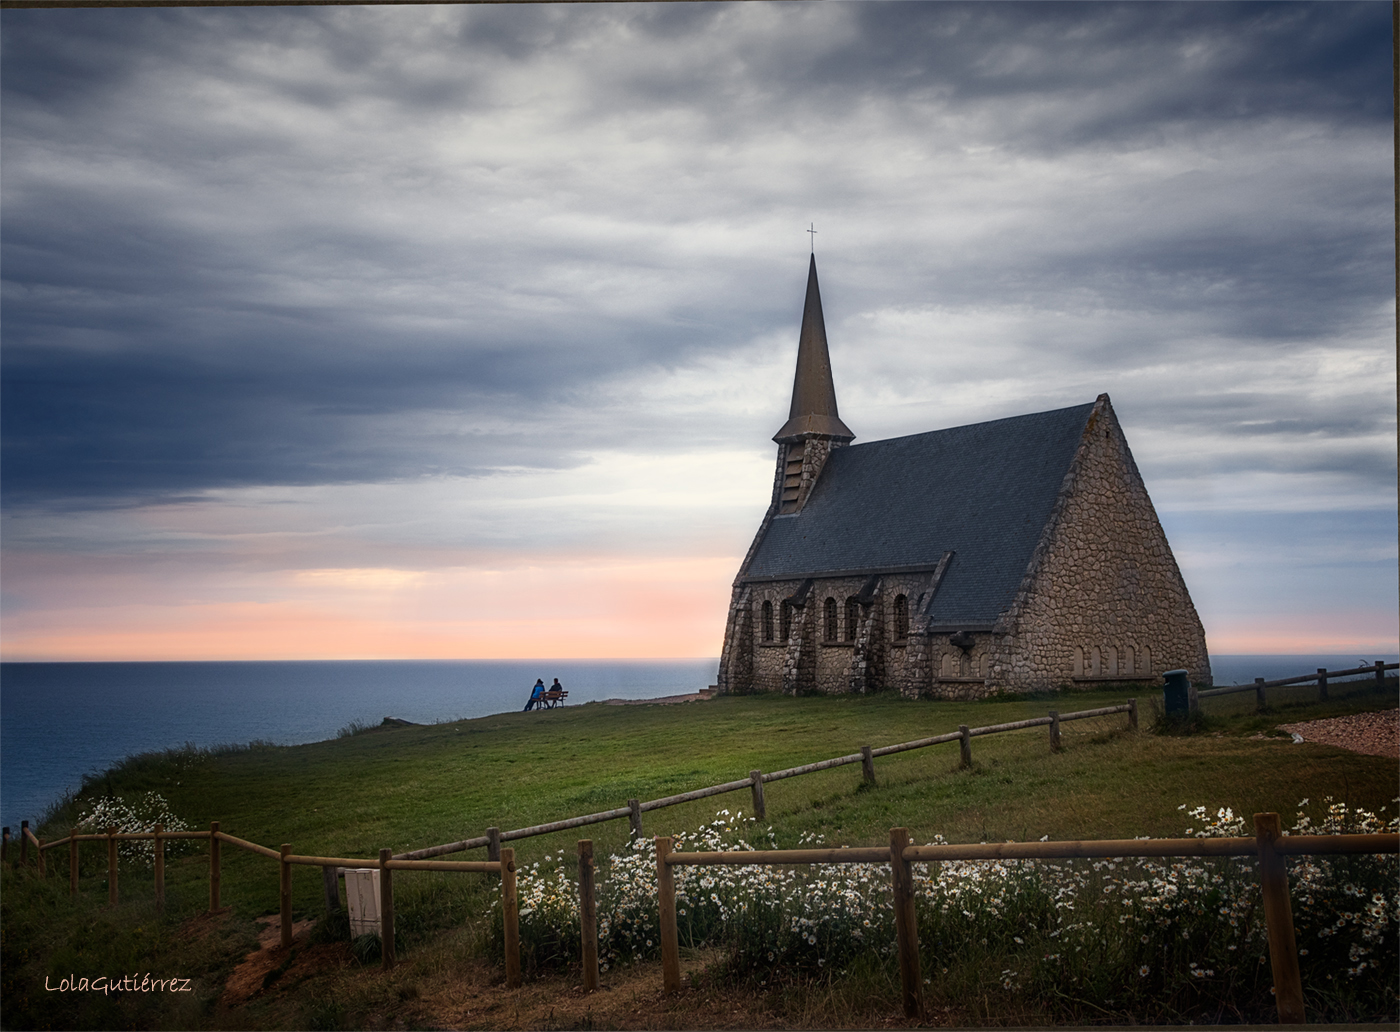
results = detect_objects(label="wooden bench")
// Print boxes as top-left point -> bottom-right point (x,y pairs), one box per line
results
542,689 -> 568,709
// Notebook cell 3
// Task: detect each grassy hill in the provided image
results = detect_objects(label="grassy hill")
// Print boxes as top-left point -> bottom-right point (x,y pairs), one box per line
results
3,676 -> 1395,1029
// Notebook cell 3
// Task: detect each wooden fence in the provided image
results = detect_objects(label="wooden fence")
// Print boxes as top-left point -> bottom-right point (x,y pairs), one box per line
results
396,699 -> 1140,861
7,808 -> 1398,1022
1196,660 -> 1396,712
19,822 -> 523,986
652,816 -> 1399,1024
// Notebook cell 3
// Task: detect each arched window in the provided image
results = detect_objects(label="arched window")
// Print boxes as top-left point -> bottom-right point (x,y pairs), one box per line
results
845,598 -> 859,642
1107,645 -> 1118,677
1073,646 -> 1084,678
1142,645 -> 1152,674
761,600 -> 774,641
893,595 -> 909,640
1125,644 -> 1135,676
1090,646 -> 1101,677
824,597 -> 838,641
780,602 -> 792,642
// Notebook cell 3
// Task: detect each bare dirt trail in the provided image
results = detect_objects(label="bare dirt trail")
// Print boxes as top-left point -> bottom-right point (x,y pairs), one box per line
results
1276,708 -> 1398,759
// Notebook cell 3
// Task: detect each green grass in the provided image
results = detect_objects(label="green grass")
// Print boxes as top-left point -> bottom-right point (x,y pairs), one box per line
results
4,676 -> 1395,1029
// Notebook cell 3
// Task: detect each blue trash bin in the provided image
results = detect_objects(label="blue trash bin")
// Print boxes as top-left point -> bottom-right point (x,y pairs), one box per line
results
1163,669 -> 1191,716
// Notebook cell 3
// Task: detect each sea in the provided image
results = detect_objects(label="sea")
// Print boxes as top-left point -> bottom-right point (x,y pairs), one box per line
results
1,653 -> 1393,833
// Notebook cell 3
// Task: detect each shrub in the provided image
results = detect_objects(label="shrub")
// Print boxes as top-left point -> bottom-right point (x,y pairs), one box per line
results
71,792 -> 193,866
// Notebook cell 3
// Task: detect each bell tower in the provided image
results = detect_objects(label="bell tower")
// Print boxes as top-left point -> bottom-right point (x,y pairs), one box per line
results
772,254 -> 854,514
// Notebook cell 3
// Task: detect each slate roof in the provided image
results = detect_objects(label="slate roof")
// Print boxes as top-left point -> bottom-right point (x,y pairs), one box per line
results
743,402 -> 1097,626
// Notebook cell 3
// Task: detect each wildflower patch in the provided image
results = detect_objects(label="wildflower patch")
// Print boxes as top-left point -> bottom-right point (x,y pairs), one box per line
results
503,800 -> 1397,1024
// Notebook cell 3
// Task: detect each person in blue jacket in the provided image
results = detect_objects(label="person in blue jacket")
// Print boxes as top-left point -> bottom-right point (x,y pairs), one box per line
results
523,678 -> 546,711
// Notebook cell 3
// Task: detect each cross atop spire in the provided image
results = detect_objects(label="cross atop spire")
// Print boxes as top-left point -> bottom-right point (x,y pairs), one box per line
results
773,254 -> 855,444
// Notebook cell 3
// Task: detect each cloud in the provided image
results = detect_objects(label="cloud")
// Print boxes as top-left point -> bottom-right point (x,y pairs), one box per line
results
1,2 -> 1393,657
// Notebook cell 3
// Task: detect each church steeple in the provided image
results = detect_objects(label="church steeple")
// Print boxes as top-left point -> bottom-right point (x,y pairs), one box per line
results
773,254 -> 855,444
770,254 -> 854,515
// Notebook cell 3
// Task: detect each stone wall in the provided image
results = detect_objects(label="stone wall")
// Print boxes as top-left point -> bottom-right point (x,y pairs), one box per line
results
991,397 -> 1211,690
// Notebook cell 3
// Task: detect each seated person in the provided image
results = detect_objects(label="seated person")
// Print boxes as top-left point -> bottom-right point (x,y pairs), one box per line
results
523,678 -> 546,711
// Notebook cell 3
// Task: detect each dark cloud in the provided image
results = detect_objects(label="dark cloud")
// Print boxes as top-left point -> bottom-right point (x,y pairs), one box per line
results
1,1 -> 1392,512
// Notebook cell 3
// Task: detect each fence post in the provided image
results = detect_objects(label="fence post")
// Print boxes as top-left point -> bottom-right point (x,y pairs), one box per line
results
70,834 -> 79,897
501,847 -> 521,988
628,798 -> 644,840
35,834 -> 45,878
578,839 -> 599,991
107,826 -> 119,905
486,827 -> 501,863
153,824 -> 164,910
1254,813 -> 1304,1023
958,725 -> 972,768
1048,711 -> 1061,752
1375,660 -> 1386,689
209,822 -> 221,912
1127,698 -> 1138,730
656,836 -> 680,993
749,771 -> 766,819
860,746 -> 877,785
379,848 -> 395,970
322,866 -> 341,913
889,826 -> 922,1019
280,844 -> 293,950
20,821 -> 29,867
1317,668 -> 1328,702
1254,677 -> 1267,713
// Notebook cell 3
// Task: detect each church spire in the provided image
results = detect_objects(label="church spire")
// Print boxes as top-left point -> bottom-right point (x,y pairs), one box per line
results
774,254 -> 855,443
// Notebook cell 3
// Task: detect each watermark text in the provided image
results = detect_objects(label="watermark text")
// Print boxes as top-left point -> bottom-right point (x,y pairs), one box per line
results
46,973 -> 193,995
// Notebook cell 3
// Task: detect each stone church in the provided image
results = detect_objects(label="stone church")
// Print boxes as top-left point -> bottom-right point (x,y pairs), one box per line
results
716,256 -> 1211,698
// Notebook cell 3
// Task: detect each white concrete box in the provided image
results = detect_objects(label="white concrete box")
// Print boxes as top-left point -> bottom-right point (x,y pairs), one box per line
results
344,868 -> 381,938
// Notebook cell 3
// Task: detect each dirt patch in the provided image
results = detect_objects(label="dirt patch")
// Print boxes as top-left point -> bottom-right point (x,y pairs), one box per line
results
219,914 -> 345,1009
290,953 -> 922,1031
1276,708 -> 1398,759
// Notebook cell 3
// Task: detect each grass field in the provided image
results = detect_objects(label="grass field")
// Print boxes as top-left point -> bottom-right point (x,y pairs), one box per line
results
2,675 -> 1395,1029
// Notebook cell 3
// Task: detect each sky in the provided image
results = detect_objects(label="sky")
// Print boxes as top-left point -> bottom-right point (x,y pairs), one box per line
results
1,1 -> 1395,662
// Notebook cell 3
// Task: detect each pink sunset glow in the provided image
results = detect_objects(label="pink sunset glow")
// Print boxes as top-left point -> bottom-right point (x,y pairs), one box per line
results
1,557 -> 737,662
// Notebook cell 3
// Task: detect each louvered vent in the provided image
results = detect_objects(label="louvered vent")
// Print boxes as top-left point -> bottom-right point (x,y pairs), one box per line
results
780,443 -> 805,513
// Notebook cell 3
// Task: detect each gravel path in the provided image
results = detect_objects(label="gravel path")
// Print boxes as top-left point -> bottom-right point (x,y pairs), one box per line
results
1276,708 -> 1398,759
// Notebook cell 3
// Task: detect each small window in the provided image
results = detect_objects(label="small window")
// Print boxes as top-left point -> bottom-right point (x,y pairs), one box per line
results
1125,644 -> 1135,675
1073,646 -> 1084,678
780,602 -> 792,642
1142,645 -> 1152,674
761,600 -> 774,642
1108,645 -> 1118,677
824,597 -> 838,642
845,597 -> 859,642
1091,646 -> 1101,677
893,594 -> 909,640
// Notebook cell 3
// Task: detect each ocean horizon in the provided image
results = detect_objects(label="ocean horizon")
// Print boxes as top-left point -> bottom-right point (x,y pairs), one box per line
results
2,653 -> 1393,833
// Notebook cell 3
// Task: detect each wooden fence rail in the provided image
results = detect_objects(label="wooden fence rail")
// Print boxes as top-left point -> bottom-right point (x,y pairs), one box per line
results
1197,660 -> 1396,710
26,822 -> 522,986
653,817 -> 1400,1024
397,700 -> 1138,860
